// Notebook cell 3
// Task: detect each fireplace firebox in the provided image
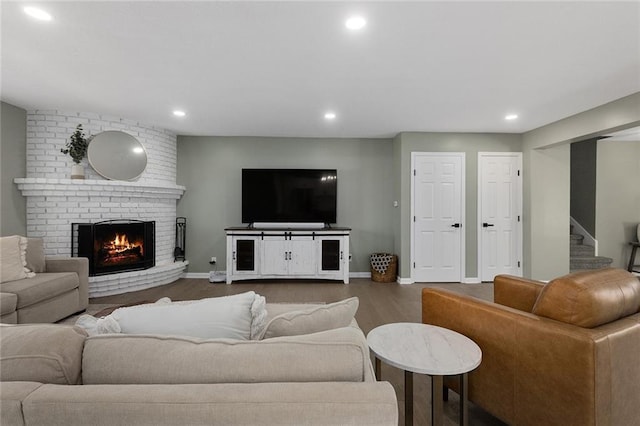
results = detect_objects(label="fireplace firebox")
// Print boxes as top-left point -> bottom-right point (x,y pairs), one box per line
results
72,220 -> 155,276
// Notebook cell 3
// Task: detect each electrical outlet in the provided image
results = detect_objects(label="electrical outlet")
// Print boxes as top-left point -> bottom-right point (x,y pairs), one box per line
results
210,256 -> 217,264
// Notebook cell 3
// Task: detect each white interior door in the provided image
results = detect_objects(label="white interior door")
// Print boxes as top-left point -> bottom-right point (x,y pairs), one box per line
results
412,153 -> 465,282
478,152 -> 523,281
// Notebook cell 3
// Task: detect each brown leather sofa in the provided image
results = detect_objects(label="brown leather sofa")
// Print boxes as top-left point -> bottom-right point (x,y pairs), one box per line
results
422,268 -> 640,426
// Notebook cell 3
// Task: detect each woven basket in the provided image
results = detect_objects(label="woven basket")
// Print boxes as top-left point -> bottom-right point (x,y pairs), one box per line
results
370,253 -> 397,283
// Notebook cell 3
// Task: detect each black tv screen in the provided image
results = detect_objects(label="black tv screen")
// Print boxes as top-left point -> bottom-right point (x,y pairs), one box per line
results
242,169 -> 337,224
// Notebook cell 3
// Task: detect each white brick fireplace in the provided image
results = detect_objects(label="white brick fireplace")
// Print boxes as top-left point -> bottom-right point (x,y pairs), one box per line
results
15,110 -> 187,297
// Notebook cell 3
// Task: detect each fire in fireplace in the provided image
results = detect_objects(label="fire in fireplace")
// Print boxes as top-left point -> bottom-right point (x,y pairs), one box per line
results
72,220 -> 155,276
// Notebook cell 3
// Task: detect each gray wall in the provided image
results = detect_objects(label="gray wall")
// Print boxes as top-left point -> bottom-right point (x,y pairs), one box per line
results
570,139 -> 597,235
523,92 -> 640,280
1,102 -> 27,236
177,136 -> 395,273
393,132 -> 523,280
596,140 -> 640,268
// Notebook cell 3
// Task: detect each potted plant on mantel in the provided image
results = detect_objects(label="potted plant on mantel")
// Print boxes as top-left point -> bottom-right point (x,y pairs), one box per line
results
61,124 -> 89,179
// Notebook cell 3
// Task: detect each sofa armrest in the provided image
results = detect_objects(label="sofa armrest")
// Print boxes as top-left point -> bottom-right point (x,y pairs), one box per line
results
493,274 -> 544,312
45,257 -> 89,310
421,287 -> 634,425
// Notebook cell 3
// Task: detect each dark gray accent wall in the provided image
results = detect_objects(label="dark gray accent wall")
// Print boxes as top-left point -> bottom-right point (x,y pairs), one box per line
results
570,139 -> 597,236
1,102 -> 27,236
177,136 -> 395,273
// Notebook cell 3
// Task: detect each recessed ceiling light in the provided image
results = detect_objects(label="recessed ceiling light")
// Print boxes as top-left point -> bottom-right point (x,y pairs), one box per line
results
345,16 -> 366,30
505,114 -> 518,120
324,112 -> 336,120
173,110 -> 186,117
132,147 -> 144,154
24,6 -> 52,21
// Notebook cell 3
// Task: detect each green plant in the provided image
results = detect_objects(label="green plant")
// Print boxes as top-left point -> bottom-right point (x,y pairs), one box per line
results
61,124 -> 88,164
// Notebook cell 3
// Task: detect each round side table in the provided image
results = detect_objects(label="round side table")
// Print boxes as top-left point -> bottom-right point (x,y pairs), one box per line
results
367,322 -> 482,426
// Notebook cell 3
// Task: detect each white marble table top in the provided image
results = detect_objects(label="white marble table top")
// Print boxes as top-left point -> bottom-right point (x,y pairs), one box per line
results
367,322 -> 482,376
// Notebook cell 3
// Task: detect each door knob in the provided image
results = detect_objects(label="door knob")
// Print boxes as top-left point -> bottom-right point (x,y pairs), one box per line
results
451,223 -> 461,228
482,223 -> 495,228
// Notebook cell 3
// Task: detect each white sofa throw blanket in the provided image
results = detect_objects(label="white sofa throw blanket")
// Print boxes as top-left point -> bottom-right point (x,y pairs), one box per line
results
76,292 -> 267,340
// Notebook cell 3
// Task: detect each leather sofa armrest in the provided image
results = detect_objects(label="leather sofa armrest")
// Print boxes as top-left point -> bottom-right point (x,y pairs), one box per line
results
493,274 -> 544,312
45,257 -> 89,310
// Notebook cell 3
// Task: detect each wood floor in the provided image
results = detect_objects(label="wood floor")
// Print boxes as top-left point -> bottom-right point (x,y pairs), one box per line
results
92,278 -> 506,426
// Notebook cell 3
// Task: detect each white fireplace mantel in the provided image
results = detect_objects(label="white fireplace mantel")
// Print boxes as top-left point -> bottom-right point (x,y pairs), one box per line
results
14,178 -> 185,199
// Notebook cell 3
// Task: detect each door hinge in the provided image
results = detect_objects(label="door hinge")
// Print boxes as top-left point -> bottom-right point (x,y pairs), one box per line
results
413,216 -> 416,222
518,261 -> 521,267
413,262 -> 416,268
413,169 -> 416,176
517,170 -> 520,176
518,215 -> 521,222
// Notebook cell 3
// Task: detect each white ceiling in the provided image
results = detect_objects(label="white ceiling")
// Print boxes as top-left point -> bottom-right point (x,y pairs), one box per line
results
2,1 -> 639,138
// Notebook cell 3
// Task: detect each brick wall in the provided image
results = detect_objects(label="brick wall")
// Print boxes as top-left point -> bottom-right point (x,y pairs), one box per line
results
26,110 -> 176,184
18,110 -> 186,296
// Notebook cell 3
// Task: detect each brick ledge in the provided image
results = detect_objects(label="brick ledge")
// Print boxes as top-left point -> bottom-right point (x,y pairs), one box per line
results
14,178 -> 185,199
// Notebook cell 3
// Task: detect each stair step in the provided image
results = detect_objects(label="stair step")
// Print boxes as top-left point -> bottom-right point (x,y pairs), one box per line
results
570,234 -> 584,245
570,244 -> 595,256
570,256 -> 613,272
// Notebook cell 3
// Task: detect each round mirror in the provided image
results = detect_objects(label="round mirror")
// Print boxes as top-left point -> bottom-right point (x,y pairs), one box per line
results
87,131 -> 147,181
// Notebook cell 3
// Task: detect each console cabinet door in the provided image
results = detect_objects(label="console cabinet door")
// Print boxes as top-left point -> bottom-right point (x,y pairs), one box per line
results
319,239 -> 342,272
288,237 -> 316,275
232,237 -> 258,274
261,236 -> 316,276
261,237 -> 288,275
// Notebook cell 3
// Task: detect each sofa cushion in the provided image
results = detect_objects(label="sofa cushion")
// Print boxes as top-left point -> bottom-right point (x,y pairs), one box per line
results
82,326 -> 371,385
0,235 -> 28,283
107,292 -> 265,340
0,382 -> 43,426
0,292 -> 18,315
25,238 -> 46,273
0,324 -> 87,385
261,297 -> 359,339
21,382 -> 398,426
0,272 -> 79,309
532,268 -> 640,328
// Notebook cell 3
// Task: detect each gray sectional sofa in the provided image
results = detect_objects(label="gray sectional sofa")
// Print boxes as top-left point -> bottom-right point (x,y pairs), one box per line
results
0,303 -> 398,425
0,237 -> 88,323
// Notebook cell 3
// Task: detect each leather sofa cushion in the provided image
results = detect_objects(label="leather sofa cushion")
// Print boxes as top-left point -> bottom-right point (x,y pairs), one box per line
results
0,272 -> 78,309
83,326 -> 373,385
0,324 -> 87,385
533,268 -> 640,328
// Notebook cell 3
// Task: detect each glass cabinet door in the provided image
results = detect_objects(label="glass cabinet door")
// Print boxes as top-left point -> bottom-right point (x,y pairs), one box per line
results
235,239 -> 256,271
321,239 -> 341,271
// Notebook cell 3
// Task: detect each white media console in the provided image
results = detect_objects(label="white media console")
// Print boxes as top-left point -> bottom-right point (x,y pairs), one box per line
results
225,227 -> 351,284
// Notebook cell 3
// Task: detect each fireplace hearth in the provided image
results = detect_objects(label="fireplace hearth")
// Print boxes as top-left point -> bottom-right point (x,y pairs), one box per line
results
72,220 -> 155,276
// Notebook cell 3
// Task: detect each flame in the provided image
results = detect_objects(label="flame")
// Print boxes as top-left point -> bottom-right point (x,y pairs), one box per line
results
105,233 -> 143,255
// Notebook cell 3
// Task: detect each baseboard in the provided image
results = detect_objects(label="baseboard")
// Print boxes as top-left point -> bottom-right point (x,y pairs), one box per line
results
349,272 -> 371,279
397,277 -> 413,284
187,271 -> 372,280
463,277 -> 481,284
185,272 -> 214,279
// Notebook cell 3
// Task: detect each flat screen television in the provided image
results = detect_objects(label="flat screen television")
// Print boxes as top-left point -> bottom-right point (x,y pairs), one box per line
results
242,169 -> 337,225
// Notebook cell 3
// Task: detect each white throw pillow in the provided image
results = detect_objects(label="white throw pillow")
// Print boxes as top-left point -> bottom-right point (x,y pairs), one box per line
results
260,297 -> 359,339
100,292 -> 265,340
0,235 -> 30,283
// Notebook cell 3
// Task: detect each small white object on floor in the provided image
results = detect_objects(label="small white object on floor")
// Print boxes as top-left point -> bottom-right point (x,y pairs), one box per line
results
209,271 -> 226,283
